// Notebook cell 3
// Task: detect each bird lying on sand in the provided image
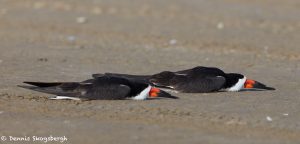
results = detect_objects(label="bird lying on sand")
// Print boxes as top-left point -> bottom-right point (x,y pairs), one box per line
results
19,75 -> 178,100
93,66 -> 275,93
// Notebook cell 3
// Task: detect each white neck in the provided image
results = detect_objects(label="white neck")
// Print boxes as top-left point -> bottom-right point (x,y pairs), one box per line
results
131,85 -> 152,100
225,76 -> 246,92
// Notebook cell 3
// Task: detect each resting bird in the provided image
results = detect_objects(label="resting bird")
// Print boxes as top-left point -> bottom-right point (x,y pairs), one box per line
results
93,66 -> 275,93
18,75 -> 178,100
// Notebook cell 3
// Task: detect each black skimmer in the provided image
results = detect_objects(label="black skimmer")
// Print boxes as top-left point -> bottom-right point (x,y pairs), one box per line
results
93,66 -> 275,93
18,76 -> 178,100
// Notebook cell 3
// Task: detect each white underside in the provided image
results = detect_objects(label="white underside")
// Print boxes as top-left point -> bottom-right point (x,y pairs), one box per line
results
50,96 -> 81,100
131,85 -> 152,100
225,76 -> 247,92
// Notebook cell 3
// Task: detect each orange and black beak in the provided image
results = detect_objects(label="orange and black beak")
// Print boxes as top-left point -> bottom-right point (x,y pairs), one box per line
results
244,79 -> 275,90
149,87 -> 178,99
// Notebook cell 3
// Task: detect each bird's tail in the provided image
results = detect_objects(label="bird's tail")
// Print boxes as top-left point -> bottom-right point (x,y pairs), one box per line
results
18,81 -> 83,97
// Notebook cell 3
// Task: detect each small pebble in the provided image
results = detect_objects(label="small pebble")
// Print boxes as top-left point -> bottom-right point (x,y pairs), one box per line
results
76,17 -> 87,24
37,58 -> 48,62
169,39 -> 177,45
266,116 -> 272,122
283,113 -> 289,116
0,59 -> 3,63
217,22 -> 224,29
67,35 -> 76,42
0,111 -> 4,114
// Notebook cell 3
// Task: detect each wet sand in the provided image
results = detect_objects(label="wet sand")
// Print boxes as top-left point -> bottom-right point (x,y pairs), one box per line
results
0,0 -> 300,143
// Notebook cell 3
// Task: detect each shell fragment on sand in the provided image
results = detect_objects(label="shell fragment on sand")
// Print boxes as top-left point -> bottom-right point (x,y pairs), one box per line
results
266,116 -> 273,122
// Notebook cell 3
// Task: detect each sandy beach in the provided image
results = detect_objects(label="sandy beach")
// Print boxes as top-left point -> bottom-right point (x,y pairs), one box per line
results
0,0 -> 300,143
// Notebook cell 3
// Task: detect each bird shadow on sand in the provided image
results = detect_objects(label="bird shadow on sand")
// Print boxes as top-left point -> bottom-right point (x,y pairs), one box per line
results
147,97 -> 179,100
239,88 -> 276,92
178,88 -> 276,94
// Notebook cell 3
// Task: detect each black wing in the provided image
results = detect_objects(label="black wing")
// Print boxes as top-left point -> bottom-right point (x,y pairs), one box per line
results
175,66 -> 225,76
149,66 -> 227,93
19,76 -> 132,100
174,76 -> 226,93
84,76 -> 131,100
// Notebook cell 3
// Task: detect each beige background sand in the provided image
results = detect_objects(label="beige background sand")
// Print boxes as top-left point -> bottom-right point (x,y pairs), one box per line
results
0,0 -> 300,143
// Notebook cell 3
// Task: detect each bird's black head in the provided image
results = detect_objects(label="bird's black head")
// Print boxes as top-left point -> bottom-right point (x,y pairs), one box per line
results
225,73 -> 244,85
127,81 -> 149,96
224,73 -> 245,91
224,73 -> 276,91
